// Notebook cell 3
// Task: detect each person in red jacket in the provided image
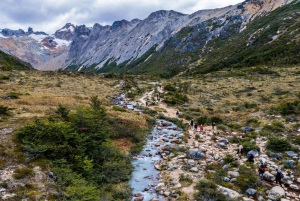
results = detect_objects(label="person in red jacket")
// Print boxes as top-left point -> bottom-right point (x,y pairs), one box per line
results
199,125 -> 204,132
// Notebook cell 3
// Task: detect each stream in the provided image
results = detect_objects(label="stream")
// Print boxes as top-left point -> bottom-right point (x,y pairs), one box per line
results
112,94 -> 183,200
129,120 -> 183,201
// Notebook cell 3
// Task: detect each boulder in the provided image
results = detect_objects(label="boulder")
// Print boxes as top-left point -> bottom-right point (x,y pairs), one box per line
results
289,184 -> 299,190
228,171 -> 239,178
218,186 -> 241,199
285,160 -> 296,168
282,176 -> 293,185
187,159 -> 196,166
217,142 -> 227,149
150,198 -> 159,201
186,149 -> 205,159
247,150 -> 259,157
223,177 -> 230,182
155,183 -> 165,191
268,186 -> 285,201
263,171 -> 275,182
190,167 -> 199,172
245,188 -> 257,196
286,151 -> 297,157
219,139 -> 229,144
242,198 -> 255,201
270,153 -> 282,159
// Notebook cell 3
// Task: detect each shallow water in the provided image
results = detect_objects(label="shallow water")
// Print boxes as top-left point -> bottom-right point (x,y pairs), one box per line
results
129,120 -> 182,201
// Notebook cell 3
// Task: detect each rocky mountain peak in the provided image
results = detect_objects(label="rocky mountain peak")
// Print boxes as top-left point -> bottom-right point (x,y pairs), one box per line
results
111,19 -> 130,31
54,23 -> 76,41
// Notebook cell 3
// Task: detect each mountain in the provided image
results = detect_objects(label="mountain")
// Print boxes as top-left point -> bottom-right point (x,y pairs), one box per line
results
0,0 -> 297,75
0,49 -> 33,71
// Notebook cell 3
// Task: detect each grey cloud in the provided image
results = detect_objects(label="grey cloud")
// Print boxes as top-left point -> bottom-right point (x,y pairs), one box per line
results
0,0 -> 242,33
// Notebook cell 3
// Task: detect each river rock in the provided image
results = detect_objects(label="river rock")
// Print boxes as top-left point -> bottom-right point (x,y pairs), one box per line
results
263,171 -> 275,182
246,188 -> 257,196
268,186 -> 285,200
218,186 -> 241,199
155,183 -> 165,191
150,198 -> 159,201
134,196 -> 144,201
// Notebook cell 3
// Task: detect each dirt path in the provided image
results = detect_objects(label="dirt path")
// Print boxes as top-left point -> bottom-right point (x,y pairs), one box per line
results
138,87 -> 217,200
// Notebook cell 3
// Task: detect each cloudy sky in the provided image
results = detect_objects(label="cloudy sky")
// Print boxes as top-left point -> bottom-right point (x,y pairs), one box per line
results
0,0 -> 243,34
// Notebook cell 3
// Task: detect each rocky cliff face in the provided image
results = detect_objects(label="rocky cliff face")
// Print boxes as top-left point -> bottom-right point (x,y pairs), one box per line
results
0,0 -> 294,71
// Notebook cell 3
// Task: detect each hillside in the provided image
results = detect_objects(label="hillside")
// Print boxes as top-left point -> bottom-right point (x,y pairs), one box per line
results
0,50 -> 33,71
120,0 -> 300,77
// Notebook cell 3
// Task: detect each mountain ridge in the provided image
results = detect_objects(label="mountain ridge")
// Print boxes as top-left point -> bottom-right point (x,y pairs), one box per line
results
0,0 -> 296,74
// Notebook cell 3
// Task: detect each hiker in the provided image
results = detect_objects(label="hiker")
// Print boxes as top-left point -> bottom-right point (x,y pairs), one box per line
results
146,102 -> 148,107
190,119 -> 194,128
199,125 -> 204,132
247,154 -> 254,163
194,124 -> 198,132
176,111 -> 179,118
237,144 -> 243,154
275,169 -> 283,187
212,122 -> 216,130
258,164 -> 267,180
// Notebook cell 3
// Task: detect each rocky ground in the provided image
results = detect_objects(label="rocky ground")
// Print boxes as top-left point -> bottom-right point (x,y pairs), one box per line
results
134,88 -> 300,201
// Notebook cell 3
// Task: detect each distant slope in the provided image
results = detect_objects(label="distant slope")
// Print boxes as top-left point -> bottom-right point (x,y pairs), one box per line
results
95,0 -> 298,78
192,0 -> 300,74
0,49 -> 33,71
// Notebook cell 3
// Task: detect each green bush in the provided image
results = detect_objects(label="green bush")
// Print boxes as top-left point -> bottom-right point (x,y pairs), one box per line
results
223,154 -> 234,164
194,180 -> 228,201
241,141 -> 259,154
262,121 -> 285,134
6,92 -> 21,99
14,167 -> 35,179
164,84 -> 177,92
0,105 -> 11,116
112,106 -> 127,112
235,165 -> 258,192
266,137 -> 291,152
0,74 -> 9,80
179,174 -> 193,187
196,116 -> 208,125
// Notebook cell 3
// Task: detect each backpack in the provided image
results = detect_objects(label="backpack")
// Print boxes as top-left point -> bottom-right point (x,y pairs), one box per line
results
280,173 -> 284,178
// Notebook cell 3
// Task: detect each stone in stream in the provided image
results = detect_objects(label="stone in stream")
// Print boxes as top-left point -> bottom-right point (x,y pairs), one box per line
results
155,183 -> 165,191
268,186 -> 285,200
